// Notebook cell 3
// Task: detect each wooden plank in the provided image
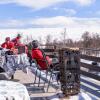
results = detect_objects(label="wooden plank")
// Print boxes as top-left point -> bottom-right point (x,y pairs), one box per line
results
80,70 -> 100,81
46,55 -> 56,58
42,49 -> 55,52
80,62 -> 100,72
80,54 -> 100,62
79,48 -> 100,51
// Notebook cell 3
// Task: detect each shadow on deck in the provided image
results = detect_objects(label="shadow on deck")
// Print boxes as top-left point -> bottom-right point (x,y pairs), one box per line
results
13,70 -> 100,100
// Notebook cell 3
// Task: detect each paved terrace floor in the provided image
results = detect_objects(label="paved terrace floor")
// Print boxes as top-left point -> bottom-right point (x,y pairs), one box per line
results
12,70 -> 100,100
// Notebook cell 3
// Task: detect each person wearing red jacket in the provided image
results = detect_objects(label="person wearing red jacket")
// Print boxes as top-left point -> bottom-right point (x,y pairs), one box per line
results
16,42 -> 28,54
12,34 -> 22,46
12,34 -> 28,54
1,37 -> 14,50
31,40 -> 52,70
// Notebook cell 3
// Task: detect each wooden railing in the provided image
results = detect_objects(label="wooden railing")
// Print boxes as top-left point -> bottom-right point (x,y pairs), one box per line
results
80,54 -> 100,81
40,47 -> 100,81
80,48 -> 100,81
40,47 -> 100,98
80,48 -> 100,57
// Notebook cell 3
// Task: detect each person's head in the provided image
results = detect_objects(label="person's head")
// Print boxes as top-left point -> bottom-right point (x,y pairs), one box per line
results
5,37 -> 10,43
17,34 -> 21,39
32,40 -> 38,48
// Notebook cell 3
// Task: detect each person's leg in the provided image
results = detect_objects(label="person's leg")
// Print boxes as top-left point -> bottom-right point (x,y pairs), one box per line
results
50,63 -> 60,81
0,67 -> 5,73
52,63 -> 60,71
11,75 -> 14,79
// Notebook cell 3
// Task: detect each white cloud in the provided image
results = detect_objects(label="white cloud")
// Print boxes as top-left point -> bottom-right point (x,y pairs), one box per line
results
0,16 -> 100,44
53,8 -> 77,16
0,16 -> 100,29
0,19 -> 26,28
16,0 -> 67,10
0,0 -> 67,10
30,16 -> 100,28
0,0 -> 95,10
73,0 -> 96,6
65,9 -> 77,15
0,0 -> 97,44
31,16 -> 74,27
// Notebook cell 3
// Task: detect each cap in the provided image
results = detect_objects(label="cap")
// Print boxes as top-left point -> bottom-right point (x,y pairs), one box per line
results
17,34 -> 21,38
32,40 -> 38,48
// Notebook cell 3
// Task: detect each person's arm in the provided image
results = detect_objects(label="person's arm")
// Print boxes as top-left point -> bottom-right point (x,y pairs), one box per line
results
10,42 -> 19,54
1,43 -> 7,48
46,56 -> 52,65
32,49 -> 43,59
31,50 -> 35,59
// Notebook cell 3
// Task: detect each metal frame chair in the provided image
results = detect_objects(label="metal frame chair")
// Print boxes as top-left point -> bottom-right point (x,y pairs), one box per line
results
32,49 -> 60,92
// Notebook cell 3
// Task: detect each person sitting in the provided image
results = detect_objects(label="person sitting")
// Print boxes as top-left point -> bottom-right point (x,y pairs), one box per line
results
17,41 -> 29,55
31,40 -> 52,70
12,34 -> 22,46
12,34 -> 28,54
1,37 -> 14,50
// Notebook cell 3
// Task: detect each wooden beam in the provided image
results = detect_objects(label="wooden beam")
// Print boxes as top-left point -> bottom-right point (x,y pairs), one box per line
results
42,49 -> 55,52
80,62 -> 100,72
80,54 -> 100,62
80,70 -> 100,81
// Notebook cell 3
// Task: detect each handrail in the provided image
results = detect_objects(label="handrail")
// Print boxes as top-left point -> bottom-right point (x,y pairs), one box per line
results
40,47 -> 100,81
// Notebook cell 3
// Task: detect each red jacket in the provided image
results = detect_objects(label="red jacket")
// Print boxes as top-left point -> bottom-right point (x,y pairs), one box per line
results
12,37 -> 28,54
1,42 -> 14,50
32,48 -> 51,70
16,43 -> 28,54
12,37 -> 20,46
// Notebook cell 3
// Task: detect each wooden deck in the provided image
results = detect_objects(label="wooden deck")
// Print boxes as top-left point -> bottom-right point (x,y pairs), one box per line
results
13,70 -> 59,100
12,69 -> 100,100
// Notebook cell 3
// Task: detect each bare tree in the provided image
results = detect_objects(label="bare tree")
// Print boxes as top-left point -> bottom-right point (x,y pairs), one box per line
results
24,35 -> 33,44
37,36 -> 42,44
52,38 -> 59,49
92,33 -> 100,48
66,39 -> 74,47
81,31 -> 92,48
45,34 -> 52,48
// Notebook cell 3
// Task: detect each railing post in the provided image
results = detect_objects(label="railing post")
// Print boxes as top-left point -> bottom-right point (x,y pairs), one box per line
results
59,48 -> 80,96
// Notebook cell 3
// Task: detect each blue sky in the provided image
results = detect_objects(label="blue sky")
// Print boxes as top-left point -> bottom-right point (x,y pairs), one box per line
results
1,0 -> 99,18
0,0 -> 100,43
0,0 -> 100,28
0,0 -> 100,19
